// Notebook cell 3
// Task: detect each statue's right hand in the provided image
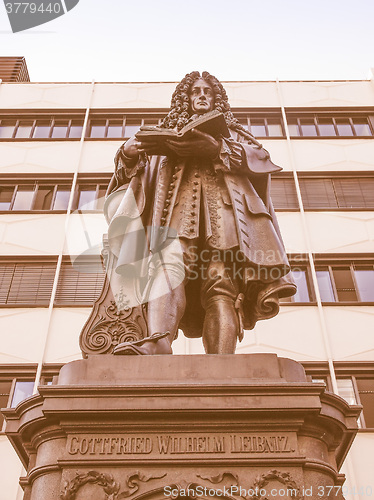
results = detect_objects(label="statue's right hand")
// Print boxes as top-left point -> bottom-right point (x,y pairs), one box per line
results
123,136 -> 165,157
123,136 -> 142,159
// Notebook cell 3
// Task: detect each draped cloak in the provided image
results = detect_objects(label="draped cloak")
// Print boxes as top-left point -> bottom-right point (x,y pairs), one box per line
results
104,131 -> 296,338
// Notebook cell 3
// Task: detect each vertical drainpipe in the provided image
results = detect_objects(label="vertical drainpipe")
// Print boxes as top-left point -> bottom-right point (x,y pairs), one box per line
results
33,79 -> 95,393
275,78 -> 339,394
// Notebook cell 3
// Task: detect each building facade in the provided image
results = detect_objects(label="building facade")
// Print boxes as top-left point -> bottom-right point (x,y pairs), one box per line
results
0,63 -> 373,499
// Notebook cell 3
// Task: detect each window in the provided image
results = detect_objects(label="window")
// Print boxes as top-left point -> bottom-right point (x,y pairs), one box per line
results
0,365 -> 62,430
0,116 -> 84,140
337,376 -> 374,428
310,375 -> 363,425
317,267 -> 352,302
299,176 -> 374,210
54,258 -> 106,306
0,261 -> 56,306
289,269 -> 312,302
74,177 -> 111,211
0,369 -> 36,428
280,266 -> 314,303
11,381 -> 34,407
107,120 -> 124,138
268,173 -> 374,212
303,363 -> 374,429
50,188 -> 72,210
352,118 -> 372,136
76,187 -> 98,210
354,268 -> 374,301
250,119 -> 267,137
0,187 -> 13,210
51,120 -> 69,138
0,378 -> 35,428
15,120 -> 34,138
236,117 -> 249,131
233,113 -> 284,138
356,378 -> 374,428
335,118 -> 354,136
0,120 -> 16,138
2,112 -> 372,140
12,187 -> 34,210
68,120 -> 84,138
124,118 -> 142,138
287,114 -> 373,138
0,259 -> 105,307
0,380 -> 12,427
0,176 -> 112,212
280,257 -> 374,305
88,120 -> 108,138
337,378 -> 358,406
86,115 -> 162,139
316,269 -> 335,301
271,176 -> 299,209
299,118 -> 318,137
33,120 -> 51,138
0,180 -> 73,211
317,118 -> 336,136
50,119 -> 83,139
315,261 -> 374,303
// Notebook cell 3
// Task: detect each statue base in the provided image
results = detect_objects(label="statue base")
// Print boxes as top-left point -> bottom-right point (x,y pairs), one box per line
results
3,354 -> 360,500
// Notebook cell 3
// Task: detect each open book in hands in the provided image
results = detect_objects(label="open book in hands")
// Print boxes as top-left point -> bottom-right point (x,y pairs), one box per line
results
135,110 -> 230,150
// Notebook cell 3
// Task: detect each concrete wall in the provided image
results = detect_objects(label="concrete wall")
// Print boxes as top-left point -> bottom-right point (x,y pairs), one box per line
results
2,80 -> 374,109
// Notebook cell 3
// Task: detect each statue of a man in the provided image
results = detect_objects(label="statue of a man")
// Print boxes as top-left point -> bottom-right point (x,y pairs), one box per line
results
105,71 -> 296,355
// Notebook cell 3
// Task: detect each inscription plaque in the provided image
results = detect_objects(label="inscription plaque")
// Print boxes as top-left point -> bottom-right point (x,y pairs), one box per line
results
65,432 -> 297,460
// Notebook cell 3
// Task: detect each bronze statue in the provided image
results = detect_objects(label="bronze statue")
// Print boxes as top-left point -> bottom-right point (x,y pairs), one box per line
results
104,71 -> 296,355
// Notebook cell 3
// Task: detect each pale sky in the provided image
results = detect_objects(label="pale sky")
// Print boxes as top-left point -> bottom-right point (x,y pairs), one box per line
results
0,0 -> 373,82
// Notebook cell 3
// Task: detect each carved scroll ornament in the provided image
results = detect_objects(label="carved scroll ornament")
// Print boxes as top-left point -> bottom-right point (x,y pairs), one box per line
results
60,470 -> 167,500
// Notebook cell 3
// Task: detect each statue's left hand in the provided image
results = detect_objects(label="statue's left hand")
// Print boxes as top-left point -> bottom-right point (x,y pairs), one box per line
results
166,129 -> 220,158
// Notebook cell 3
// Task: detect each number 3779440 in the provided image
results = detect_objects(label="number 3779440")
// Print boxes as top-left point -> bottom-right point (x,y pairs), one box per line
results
5,2 -> 61,14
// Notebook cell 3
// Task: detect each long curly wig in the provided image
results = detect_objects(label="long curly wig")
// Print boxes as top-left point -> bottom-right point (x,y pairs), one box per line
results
160,71 -> 260,146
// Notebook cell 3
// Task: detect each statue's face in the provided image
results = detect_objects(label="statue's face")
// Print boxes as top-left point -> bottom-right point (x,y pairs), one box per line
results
189,78 -> 215,115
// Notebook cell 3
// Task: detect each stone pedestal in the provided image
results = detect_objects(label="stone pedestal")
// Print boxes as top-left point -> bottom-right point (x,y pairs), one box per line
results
4,354 -> 360,500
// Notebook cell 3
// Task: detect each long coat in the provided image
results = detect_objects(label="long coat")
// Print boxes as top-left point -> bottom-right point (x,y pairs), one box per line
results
105,133 -> 296,337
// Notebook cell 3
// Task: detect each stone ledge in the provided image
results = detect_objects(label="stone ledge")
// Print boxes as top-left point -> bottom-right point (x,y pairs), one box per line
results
57,353 -> 307,386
